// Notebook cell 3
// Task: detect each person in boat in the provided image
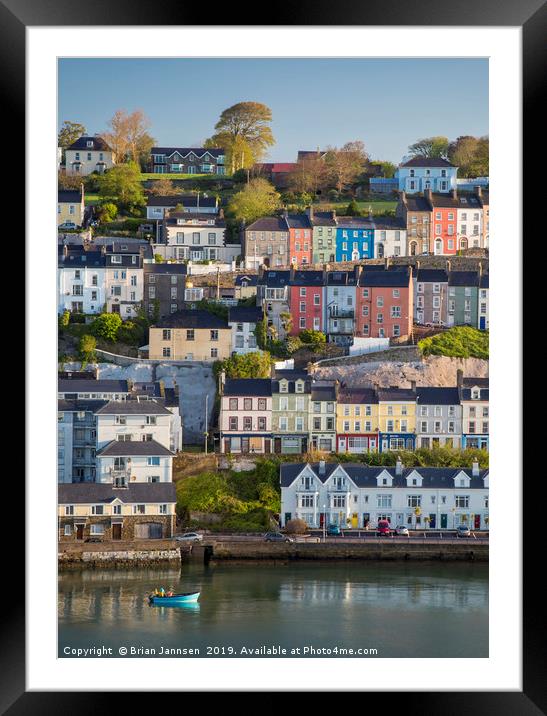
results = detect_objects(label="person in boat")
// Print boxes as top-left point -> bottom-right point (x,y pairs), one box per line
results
166,587 -> 175,597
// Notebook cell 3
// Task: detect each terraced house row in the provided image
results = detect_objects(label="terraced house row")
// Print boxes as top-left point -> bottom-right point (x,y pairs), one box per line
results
219,369 -> 489,455
243,186 -> 488,269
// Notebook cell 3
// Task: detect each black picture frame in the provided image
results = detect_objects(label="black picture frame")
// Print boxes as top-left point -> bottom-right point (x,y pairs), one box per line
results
9,0 -> 545,708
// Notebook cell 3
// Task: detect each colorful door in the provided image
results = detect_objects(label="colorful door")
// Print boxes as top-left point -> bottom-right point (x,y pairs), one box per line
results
264,439 -> 271,454
351,513 -> 358,528
440,514 -> 448,529
474,514 -> 481,529
319,513 -> 325,528
76,524 -> 84,540
112,524 -> 122,540
284,513 -> 291,525
429,514 -> 436,529
479,317 -> 486,330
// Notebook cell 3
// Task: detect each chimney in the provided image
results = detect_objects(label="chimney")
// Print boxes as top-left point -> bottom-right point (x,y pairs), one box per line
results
219,369 -> 226,394
416,259 -> 421,271
158,379 -> 165,397
307,204 -> 314,221
456,368 -> 463,388
318,460 -> 326,476
127,378 -> 134,392
475,186 -> 482,198
410,380 -> 416,392
478,262 -> 483,278
400,190 -> 406,204
425,188 -> 433,202
173,379 -> 179,398
219,208 -> 224,220
446,259 -> 451,273
395,457 -> 403,476
451,188 -> 458,200
472,460 -> 480,477
385,257 -> 391,269
331,210 -> 336,220
354,264 -> 362,282
63,244 -> 68,257
101,245 -> 106,255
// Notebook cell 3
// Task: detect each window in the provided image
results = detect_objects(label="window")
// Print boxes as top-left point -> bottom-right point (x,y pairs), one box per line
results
90,524 -> 105,535
407,495 -> 422,508
211,348 -> 218,358
243,417 -> 252,431
229,398 -> 238,411
162,347 -> 171,358
91,505 -> 104,515
210,330 -> 219,341
229,417 -> 238,430
186,329 -> 195,341
65,505 -> 74,515
377,494 -> 392,508
133,505 -> 146,515
258,417 -> 266,431
455,495 -> 469,508
147,457 -> 160,466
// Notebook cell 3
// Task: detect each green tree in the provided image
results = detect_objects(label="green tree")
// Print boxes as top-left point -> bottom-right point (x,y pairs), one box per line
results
325,141 -> 368,194
58,310 -> 71,331
218,351 -> 272,379
102,109 -> 155,167
346,199 -> 361,216
370,160 -> 397,178
90,313 -> 122,342
97,202 -> 118,222
79,334 -> 97,363
154,254 -> 164,263
207,102 -> 275,173
280,311 -> 293,334
227,178 -> 281,224
408,136 -> 449,159
58,121 -> 86,163
299,329 -> 326,345
97,162 -> 145,210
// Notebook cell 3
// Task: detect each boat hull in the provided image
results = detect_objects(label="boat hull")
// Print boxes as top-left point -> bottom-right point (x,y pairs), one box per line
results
149,592 -> 200,605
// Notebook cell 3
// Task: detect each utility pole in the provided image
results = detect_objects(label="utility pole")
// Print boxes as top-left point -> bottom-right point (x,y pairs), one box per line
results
216,266 -> 220,301
204,394 -> 209,455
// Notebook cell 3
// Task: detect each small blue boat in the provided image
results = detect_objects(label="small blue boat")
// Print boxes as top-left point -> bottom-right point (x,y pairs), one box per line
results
148,591 -> 200,605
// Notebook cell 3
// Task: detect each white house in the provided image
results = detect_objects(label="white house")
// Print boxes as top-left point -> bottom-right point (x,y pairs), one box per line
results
373,218 -> 407,258
96,440 -> 174,486
478,274 -> 489,331
94,401 -> 174,451
456,193 -> 483,250
227,305 -> 263,354
280,461 -> 489,531
154,211 -> 231,263
146,194 -> 219,220
58,248 -> 107,315
65,135 -> 115,176
396,157 -> 458,194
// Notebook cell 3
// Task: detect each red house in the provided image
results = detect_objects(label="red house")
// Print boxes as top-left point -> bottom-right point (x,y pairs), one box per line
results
430,190 -> 460,255
356,266 -> 413,339
286,213 -> 313,266
288,270 -> 326,335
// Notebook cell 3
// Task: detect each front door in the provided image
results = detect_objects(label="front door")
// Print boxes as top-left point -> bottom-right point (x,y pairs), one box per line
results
264,438 -> 271,454
440,513 -> 448,529
112,523 -> 122,540
351,513 -> 358,528
479,317 -> 486,330
474,514 -> 481,530
319,512 -> 325,528
284,513 -> 291,525
274,438 -> 282,454
429,514 -> 436,529
76,524 -> 84,540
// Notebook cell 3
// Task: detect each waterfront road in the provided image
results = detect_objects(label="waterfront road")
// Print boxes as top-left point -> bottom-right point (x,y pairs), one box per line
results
188,531 -> 489,545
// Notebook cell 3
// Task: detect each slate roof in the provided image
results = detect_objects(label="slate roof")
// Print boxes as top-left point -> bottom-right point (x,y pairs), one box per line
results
400,157 -> 455,168
58,482 -> 177,504
146,194 -> 217,208
144,263 -> 188,275
58,399 -> 107,412
94,400 -> 172,416
448,271 -> 480,287
327,271 -> 358,286
479,274 -> 489,288
290,270 -> 325,287
415,269 -> 448,283
246,216 -> 289,232
430,192 -> 481,209
259,270 -> 291,287
58,189 -> 83,204
337,387 -> 378,404
223,378 -> 272,397
58,250 -> 105,268
151,147 -> 224,158
311,383 -> 337,401
58,380 -> 129,394
311,211 -> 338,227
280,462 -> 487,489
286,214 -> 312,229
165,213 -> 225,227
359,268 -> 410,287
68,135 -> 112,151
376,388 -> 417,402
97,439 -> 174,457
228,306 -> 263,324
153,309 -> 228,329
373,217 -> 406,231
402,195 -> 433,212
272,370 -> 312,393
415,387 -> 460,405
235,274 -> 258,287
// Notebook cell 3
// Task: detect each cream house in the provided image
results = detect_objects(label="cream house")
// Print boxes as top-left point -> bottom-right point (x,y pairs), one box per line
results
149,309 -> 231,361
58,186 -> 85,227
65,135 -> 114,176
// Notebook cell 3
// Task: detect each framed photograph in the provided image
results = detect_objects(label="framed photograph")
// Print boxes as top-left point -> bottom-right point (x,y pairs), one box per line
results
9,0 -> 542,707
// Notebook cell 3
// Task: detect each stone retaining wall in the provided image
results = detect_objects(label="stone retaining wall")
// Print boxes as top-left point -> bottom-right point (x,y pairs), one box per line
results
59,547 -> 181,569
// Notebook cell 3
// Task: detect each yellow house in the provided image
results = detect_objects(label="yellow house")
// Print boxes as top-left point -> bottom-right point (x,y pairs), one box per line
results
58,186 -> 85,227
149,309 -> 232,361
377,387 -> 417,452
336,387 -> 380,453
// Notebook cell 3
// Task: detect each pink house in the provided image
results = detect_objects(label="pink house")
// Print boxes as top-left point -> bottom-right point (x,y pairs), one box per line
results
220,378 -> 272,454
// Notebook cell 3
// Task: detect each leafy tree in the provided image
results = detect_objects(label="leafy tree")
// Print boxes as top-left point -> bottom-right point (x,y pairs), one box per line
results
254,316 -> 268,350
227,178 -> 281,224
78,334 -> 97,363
285,518 -> 308,534
58,121 -> 86,163
97,202 -> 118,223
58,310 -> 71,330
346,199 -> 361,216
58,172 -> 85,190
103,109 -> 155,167
299,329 -> 326,345
148,178 -> 180,195
370,160 -> 397,178
217,351 -> 272,379
288,155 -> 329,195
280,311 -> 293,335
152,298 -> 161,323
97,161 -> 145,210
408,136 -> 449,159
448,135 -> 489,178
90,313 -> 122,342
325,141 -> 368,194
206,102 -> 275,173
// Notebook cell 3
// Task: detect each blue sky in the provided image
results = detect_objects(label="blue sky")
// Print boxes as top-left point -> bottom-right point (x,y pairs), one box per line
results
58,58 -> 488,163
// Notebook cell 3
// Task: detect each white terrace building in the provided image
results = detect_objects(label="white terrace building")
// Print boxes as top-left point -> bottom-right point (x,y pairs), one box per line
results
280,461 -> 489,531
96,440 -> 174,486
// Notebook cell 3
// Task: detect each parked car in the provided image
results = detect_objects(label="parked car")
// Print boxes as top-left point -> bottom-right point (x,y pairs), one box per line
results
377,519 -> 392,536
58,221 -> 78,230
456,525 -> 471,537
395,525 -> 409,536
264,532 -> 294,543
175,532 -> 203,543
326,524 -> 341,536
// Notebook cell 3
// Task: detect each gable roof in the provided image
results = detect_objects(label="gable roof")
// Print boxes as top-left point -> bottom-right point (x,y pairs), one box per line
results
223,378 -> 272,397
94,400 -> 172,416
448,271 -> 480,287
415,269 -> 448,283
97,439 -> 174,457
228,306 -> 263,324
151,147 -> 224,158
58,482 -> 176,504
58,189 -> 83,204
58,379 -> 129,394
146,194 -> 218,208
400,157 -> 455,168
68,135 -> 111,151
153,309 -> 228,329
235,274 -> 258,287
359,267 -> 411,287
337,387 -> 378,404
415,387 -> 460,405
246,216 -> 289,232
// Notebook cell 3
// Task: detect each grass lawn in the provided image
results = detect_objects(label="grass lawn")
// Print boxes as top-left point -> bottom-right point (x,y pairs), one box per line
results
84,193 -> 101,205
320,199 -> 397,215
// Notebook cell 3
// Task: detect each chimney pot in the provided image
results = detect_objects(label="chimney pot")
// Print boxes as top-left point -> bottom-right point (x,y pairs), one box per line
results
472,460 -> 480,477
318,460 -> 326,476
395,457 -> 403,476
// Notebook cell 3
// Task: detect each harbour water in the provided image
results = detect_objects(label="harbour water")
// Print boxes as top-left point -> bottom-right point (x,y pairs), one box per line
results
58,561 -> 488,658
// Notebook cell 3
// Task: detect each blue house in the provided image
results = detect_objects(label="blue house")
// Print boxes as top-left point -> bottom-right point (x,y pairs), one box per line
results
335,218 -> 374,262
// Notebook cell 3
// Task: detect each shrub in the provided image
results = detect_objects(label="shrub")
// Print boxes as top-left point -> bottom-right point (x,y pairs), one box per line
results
418,326 -> 489,359
299,329 -> 326,345
285,518 -> 308,534
90,313 -> 122,342
97,202 -> 117,222
216,351 -> 272,379
79,334 -> 97,364
154,254 -> 164,263
58,310 -> 70,330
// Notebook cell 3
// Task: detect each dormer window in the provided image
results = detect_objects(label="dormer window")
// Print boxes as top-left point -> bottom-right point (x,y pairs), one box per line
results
86,140 -> 93,148
471,387 -> 481,400
279,380 -> 288,393
295,381 -> 304,393
406,472 -> 423,487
